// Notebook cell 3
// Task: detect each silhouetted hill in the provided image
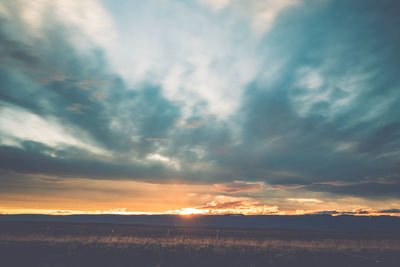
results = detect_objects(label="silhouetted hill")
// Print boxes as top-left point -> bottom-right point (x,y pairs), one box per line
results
0,214 -> 399,232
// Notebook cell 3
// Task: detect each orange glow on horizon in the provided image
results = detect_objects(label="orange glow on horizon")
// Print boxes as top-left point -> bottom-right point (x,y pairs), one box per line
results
0,208 -> 163,215
169,201 -> 281,215
0,177 -> 399,217
0,207 -> 399,216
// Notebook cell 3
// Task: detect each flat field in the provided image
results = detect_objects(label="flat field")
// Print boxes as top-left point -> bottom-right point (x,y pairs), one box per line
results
0,221 -> 399,267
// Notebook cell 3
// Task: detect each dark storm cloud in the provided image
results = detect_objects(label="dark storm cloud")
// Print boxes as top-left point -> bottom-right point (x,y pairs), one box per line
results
0,142 -> 169,180
0,141 -> 227,183
306,182 -> 400,199
0,0 -> 400,201
206,0 -> 400,196
0,5 -> 182,158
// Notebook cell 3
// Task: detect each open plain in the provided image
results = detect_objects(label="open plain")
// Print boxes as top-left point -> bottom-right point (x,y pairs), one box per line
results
1,221 -> 399,267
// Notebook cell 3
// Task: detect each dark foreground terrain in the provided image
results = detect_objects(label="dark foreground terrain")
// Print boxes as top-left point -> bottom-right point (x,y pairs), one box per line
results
1,221 -> 400,267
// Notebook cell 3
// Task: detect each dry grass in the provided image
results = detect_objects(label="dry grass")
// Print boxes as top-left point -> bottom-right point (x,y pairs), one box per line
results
1,234 -> 399,251
1,222 -> 399,266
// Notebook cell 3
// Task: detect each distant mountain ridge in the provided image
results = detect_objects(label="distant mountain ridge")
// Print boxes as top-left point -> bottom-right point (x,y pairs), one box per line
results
1,214 -> 399,232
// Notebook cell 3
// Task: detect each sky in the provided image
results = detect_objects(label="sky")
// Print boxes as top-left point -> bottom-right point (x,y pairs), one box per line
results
0,0 -> 399,216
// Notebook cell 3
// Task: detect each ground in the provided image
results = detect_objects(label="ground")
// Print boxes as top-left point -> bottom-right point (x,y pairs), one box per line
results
0,221 -> 399,266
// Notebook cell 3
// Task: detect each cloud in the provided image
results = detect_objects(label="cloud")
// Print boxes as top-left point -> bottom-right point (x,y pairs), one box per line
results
169,200 -> 280,215
183,119 -> 204,129
296,208 -> 400,216
198,0 -> 231,11
295,210 -> 339,215
306,182 -> 400,198
378,209 -> 400,214
270,184 -> 305,190
100,0 -> 280,119
199,0 -> 301,34
146,153 -> 181,170
0,102 -> 107,156
243,0 -> 300,35
287,198 -> 322,203
213,181 -> 264,193
313,181 -> 360,186
352,208 -> 376,215
66,103 -> 90,114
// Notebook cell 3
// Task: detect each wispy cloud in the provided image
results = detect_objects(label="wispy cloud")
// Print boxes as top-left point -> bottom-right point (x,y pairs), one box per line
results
213,181 -> 264,193
199,0 -> 301,34
287,198 -> 322,203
